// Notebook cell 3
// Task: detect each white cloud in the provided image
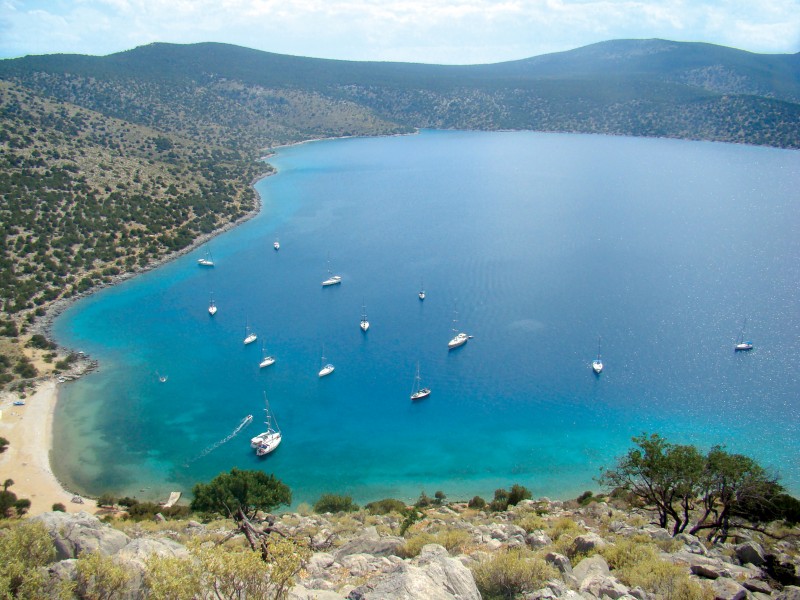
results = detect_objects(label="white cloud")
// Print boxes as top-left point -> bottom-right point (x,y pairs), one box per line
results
1,0 -> 798,62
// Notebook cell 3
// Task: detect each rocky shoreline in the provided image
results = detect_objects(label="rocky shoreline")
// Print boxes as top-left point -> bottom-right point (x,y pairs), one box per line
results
27,497 -> 800,599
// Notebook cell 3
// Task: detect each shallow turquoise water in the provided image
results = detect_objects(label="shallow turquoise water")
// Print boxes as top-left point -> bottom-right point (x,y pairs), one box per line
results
52,130 -> 800,505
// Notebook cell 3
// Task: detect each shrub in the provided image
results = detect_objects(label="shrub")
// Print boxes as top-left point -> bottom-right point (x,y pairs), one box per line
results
313,493 -> 358,514
471,549 -> 557,600
0,521 -> 70,598
415,491 -> 433,508
76,551 -> 135,599
577,490 -> 594,505
515,513 -> 547,533
365,498 -> 407,515
52,503 -> 66,512
96,493 -> 116,508
434,490 -> 446,504
508,484 -> 531,506
619,555 -> 713,600
468,495 -> 486,509
489,488 -> 510,511
399,528 -> 472,558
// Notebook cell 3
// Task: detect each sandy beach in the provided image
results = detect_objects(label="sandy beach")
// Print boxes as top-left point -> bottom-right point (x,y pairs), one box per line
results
0,379 -> 97,516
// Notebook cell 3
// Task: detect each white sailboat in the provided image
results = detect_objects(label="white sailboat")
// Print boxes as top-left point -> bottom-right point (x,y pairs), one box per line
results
319,347 -> 335,377
592,337 -> 604,374
273,238 -> 280,251
250,392 -> 282,456
321,257 -> 342,286
410,362 -> 431,401
259,342 -> 276,368
418,280 -> 426,301
447,310 -> 468,350
197,247 -> 214,267
208,292 -> 217,316
734,319 -> 753,352
243,320 -> 257,345
360,302 -> 370,332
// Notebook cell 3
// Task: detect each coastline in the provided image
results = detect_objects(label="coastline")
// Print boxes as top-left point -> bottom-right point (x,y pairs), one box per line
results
0,380 -> 98,515
8,160 -> 277,513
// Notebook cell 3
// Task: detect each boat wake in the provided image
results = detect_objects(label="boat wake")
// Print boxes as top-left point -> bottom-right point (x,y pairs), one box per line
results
185,415 -> 253,465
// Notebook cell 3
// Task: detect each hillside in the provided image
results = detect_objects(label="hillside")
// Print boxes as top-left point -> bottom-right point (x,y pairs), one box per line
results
0,38 -> 798,390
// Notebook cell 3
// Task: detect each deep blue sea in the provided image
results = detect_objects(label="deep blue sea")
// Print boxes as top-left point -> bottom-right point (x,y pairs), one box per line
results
52,130 -> 800,506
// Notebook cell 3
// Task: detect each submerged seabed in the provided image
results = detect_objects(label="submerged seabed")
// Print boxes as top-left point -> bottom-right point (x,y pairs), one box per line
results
52,130 -> 800,505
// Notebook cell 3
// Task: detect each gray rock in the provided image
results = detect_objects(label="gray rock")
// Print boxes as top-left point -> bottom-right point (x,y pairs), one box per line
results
742,578 -> 772,594
628,586 -> 652,600
775,586 -> 800,600
641,525 -> 673,541
667,551 -> 759,581
710,577 -> 747,600
334,532 -> 404,560
44,558 -> 78,590
544,552 -> 578,588
573,554 -> 610,584
527,531 -> 554,549
735,541 -> 766,567
569,533 -> 608,556
290,584 -> 347,600
579,574 -> 631,599
340,554 -> 391,577
306,552 -> 337,577
675,532 -> 707,555
544,552 -> 573,575
347,544 -> 480,600
32,511 -> 130,560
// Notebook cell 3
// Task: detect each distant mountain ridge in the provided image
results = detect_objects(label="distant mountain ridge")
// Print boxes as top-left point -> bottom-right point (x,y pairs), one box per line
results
1,38 -> 798,150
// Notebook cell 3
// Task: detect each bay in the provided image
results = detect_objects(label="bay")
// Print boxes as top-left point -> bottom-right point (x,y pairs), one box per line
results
52,130 -> 800,505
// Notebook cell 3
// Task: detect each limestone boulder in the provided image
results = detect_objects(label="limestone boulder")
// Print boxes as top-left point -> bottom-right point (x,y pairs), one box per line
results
569,532 -> 608,556
775,586 -> 800,600
32,511 -> 130,560
346,544 -> 480,600
573,554 -> 610,584
527,530 -> 553,549
735,541 -> 766,567
334,530 -> 404,560
710,577 -> 747,600
579,573 -> 631,599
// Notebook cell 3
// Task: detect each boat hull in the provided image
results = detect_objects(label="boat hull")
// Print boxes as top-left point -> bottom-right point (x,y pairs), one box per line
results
256,432 -> 282,456
322,276 -> 342,286
592,360 -> 603,374
448,333 -> 468,349
734,343 -> 753,351
411,388 -> 431,401
259,357 -> 275,368
319,364 -> 335,377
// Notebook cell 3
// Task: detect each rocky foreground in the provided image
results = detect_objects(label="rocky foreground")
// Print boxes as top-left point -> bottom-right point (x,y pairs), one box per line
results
29,498 -> 800,600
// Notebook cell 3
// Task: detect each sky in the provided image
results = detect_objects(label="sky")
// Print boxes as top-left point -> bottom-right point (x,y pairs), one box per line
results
1,0 -> 799,64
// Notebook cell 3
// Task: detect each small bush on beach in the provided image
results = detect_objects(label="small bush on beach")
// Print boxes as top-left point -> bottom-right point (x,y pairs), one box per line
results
52,503 -> 66,512
313,493 -> 359,514
471,548 -> 557,600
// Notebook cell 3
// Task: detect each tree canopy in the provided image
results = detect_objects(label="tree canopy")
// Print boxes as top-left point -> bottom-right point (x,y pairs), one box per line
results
190,468 -> 291,522
598,433 -> 792,541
